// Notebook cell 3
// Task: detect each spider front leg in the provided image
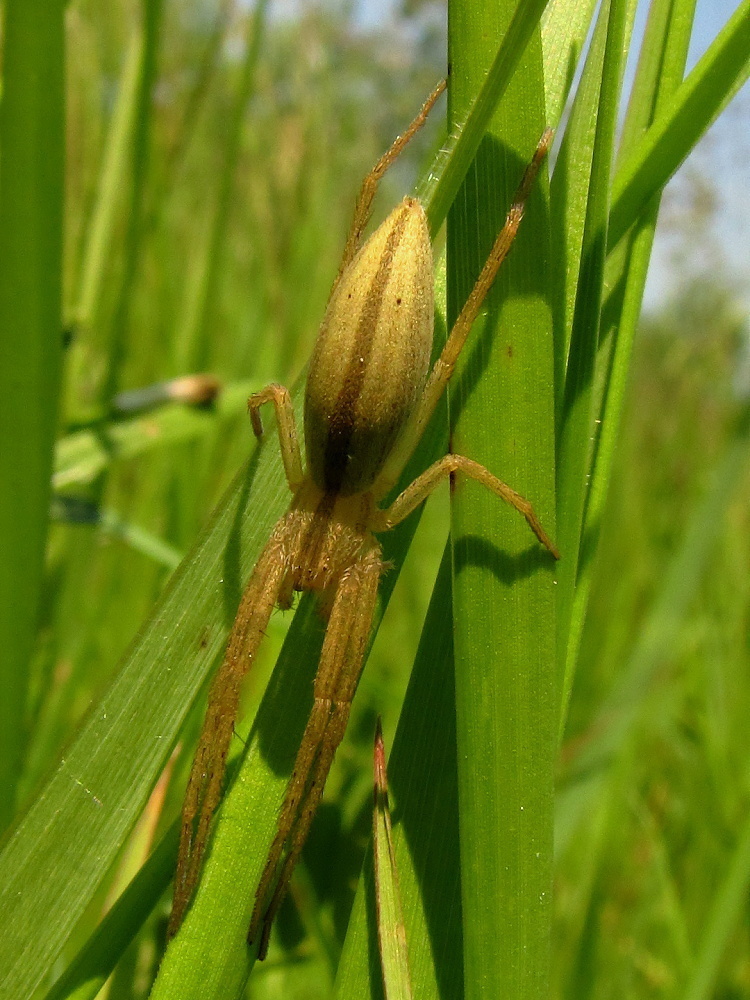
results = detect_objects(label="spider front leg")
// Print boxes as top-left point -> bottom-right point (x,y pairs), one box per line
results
334,78 -> 445,285
168,524 -> 293,938
248,384 -> 304,492
248,543 -> 383,959
373,453 -> 559,558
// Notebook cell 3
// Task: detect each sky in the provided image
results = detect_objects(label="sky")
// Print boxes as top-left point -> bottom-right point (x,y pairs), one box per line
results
635,0 -> 750,311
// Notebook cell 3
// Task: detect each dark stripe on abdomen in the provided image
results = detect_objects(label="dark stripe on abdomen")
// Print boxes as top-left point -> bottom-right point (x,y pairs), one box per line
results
322,205 -> 411,494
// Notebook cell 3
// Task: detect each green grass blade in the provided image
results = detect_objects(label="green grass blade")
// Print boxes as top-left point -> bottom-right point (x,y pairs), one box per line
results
373,722 -> 413,1000
1,39 -> 527,993
148,410 -> 451,999
608,0 -> 750,249
541,0 -> 599,126
103,0 -> 164,404
617,0 -> 697,158
331,265 -> 458,1000
335,547 -> 462,1000
559,0 -> 698,737
176,0 -> 269,372
419,0 -> 552,234
447,3 -> 556,997
554,0 -> 629,709
74,29 -> 142,334
150,19 -> 564,992
0,438 -> 291,1000
147,0 -> 233,235
549,0 -> 637,413
42,823 -> 179,1000
683,807 -> 750,1000
54,381 -> 258,489
0,0 -> 65,831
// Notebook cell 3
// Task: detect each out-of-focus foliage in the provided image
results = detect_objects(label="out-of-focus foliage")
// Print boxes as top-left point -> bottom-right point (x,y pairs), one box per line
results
1,0 -> 749,998
557,276 -> 750,999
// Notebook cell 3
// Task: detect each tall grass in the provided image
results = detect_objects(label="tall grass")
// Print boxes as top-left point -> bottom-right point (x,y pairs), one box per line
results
0,1 -> 748,998
0,0 -> 65,832
446,5 -> 555,999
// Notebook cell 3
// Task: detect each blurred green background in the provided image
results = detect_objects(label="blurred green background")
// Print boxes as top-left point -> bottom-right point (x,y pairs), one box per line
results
1,0 -> 749,997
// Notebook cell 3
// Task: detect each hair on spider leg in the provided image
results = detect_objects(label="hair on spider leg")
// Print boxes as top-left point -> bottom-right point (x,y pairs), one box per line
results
168,79 -> 557,959
231,724 -> 247,748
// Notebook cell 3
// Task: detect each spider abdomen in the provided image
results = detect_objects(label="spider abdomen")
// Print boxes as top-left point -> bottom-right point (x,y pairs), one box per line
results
304,197 -> 433,496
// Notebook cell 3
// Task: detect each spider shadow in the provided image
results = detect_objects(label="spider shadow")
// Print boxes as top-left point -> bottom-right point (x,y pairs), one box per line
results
453,530 -> 555,585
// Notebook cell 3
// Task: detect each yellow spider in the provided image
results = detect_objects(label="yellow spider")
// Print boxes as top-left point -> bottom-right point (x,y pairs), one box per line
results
168,80 -> 558,959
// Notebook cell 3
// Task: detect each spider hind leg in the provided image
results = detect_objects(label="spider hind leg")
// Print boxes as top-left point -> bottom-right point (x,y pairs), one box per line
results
249,543 -> 383,958
168,523 -> 294,939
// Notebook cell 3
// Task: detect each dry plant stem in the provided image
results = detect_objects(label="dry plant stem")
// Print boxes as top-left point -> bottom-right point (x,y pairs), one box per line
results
169,84 -> 558,959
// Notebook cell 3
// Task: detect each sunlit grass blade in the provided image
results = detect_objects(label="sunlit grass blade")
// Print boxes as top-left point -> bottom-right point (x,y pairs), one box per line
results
447,3 -> 556,997
554,0 -> 629,707
419,0 -> 552,232
549,0 -> 637,411
373,720 -> 413,1000
0,0 -> 65,831
541,0 -> 599,125
558,0 -> 698,737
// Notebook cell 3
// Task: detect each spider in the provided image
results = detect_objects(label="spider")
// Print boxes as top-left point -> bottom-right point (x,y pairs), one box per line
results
168,79 -> 559,959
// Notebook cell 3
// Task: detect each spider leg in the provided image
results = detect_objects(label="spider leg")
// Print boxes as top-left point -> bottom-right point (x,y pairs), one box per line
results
333,79 -> 445,286
249,544 -> 383,958
248,384 -> 304,492
373,453 -> 559,559
168,524 -> 293,938
373,129 -> 554,498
